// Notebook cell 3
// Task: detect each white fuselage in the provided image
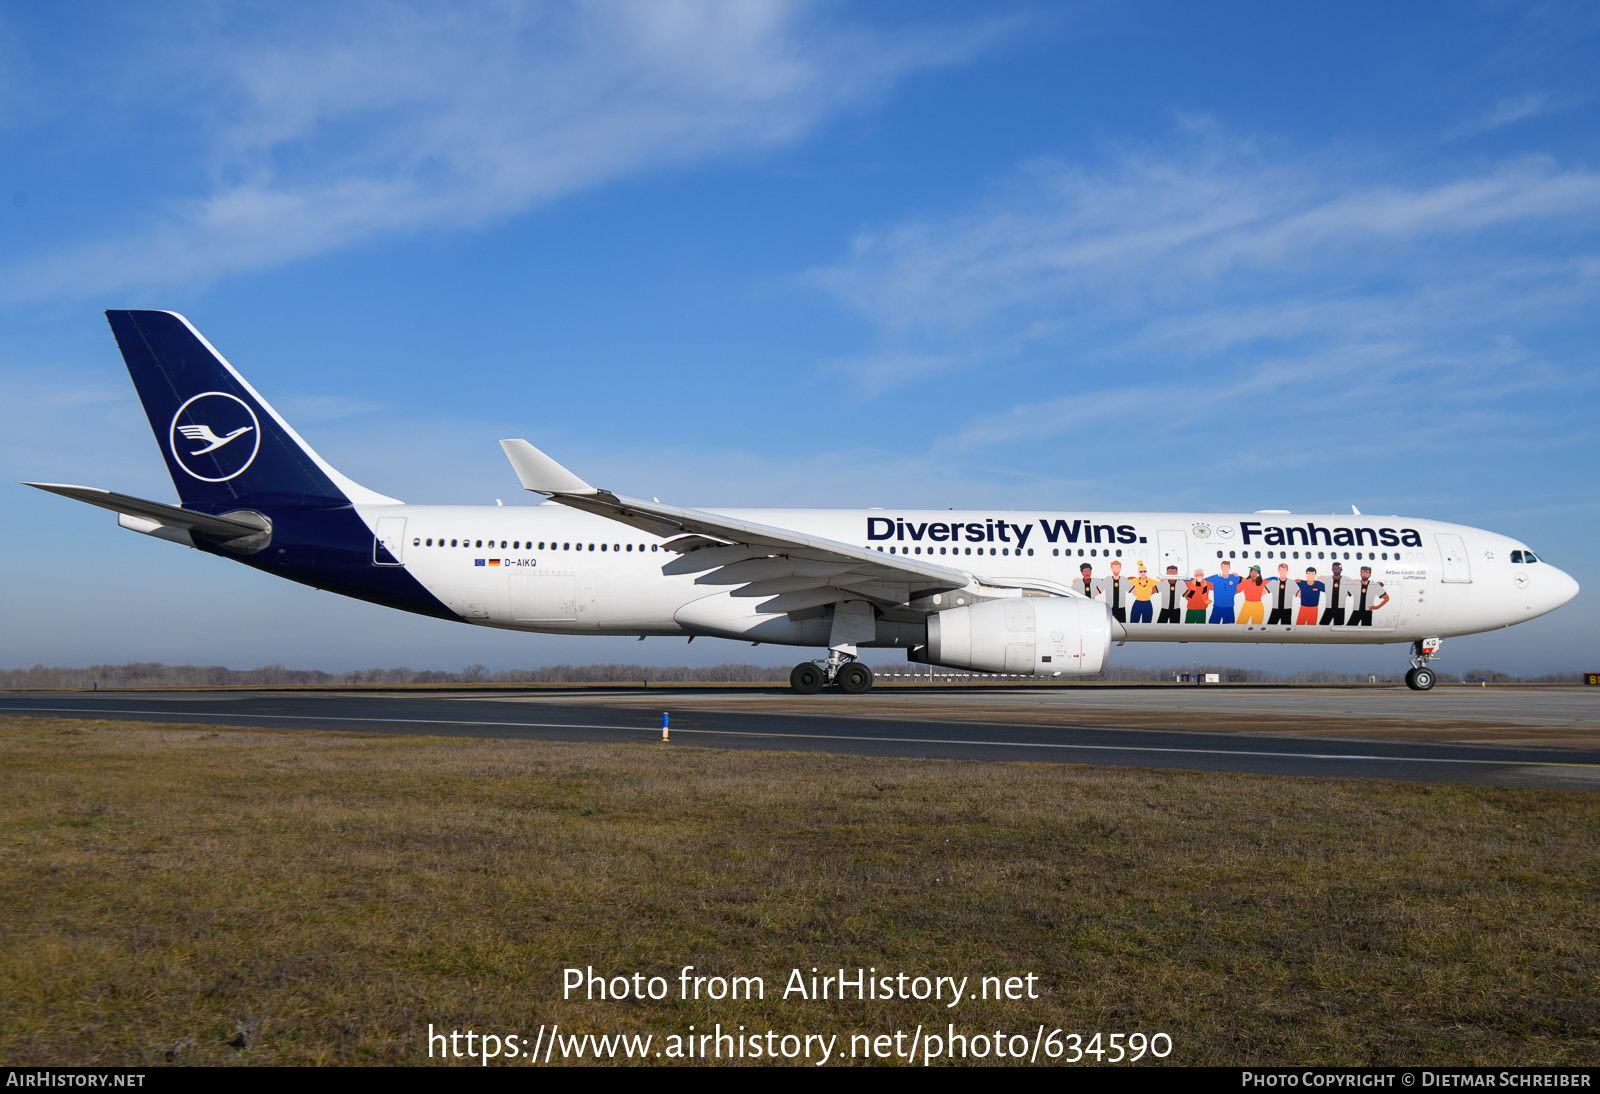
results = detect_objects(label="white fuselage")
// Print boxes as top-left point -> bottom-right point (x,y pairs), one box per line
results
364,504 -> 1578,648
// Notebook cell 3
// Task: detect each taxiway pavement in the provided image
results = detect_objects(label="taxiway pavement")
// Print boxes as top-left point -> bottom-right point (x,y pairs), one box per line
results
2,687 -> 1596,790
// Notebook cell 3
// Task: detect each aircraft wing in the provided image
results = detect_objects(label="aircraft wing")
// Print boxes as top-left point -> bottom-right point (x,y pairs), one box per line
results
23,482 -> 269,542
500,439 -> 973,613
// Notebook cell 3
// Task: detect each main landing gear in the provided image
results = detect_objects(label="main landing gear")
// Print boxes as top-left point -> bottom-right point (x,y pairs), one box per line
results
789,654 -> 875,695
1404,637 -> 1442,691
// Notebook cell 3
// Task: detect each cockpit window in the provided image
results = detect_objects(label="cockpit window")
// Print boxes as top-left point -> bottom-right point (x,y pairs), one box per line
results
1524,551 -> 1538,563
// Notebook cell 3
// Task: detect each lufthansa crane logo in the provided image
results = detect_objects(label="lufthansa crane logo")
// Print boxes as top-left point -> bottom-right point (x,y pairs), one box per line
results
168,392 -> 260,482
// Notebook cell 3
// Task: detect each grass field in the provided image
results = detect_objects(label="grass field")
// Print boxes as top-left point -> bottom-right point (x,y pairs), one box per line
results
1,715 -> 1595,1067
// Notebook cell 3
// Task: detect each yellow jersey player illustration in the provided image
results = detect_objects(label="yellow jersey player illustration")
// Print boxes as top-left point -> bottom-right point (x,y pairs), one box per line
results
1129,561 -> 1159,624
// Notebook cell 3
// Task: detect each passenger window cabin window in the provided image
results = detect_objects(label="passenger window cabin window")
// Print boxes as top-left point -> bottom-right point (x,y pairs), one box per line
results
450,539 -> 458,547
1027,548 -> 1033,556
1115,549 -> 1122,557
412,537 -> 420,546
425,538 -> 432,546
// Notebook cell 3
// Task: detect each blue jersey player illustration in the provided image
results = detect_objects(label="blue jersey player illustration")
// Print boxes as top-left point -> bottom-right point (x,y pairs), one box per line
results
1206,559 -> 1244,624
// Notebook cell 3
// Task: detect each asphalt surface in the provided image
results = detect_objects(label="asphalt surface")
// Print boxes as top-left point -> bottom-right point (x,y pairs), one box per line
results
4,689 -> 1598,790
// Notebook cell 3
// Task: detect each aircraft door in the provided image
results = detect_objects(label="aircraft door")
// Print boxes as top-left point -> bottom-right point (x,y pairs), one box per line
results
373,517 -> 406,566
1157,530 -> 1187,577
1436,533 -> 1472,583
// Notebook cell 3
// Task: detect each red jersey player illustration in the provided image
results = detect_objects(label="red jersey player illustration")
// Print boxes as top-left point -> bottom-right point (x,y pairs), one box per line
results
1184,569 -> 1211,624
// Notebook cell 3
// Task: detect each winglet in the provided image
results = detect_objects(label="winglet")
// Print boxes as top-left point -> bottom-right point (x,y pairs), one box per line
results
498,440 -> 598,495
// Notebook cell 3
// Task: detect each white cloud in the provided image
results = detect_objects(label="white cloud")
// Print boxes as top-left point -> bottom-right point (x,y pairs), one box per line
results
10,1 -> 1005,298
804,128 -> 1600,513
813,140 -> 1600,345
1445,92 -> 1565,138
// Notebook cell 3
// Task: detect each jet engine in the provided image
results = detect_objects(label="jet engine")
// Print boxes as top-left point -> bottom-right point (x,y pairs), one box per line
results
916,596 -> 1112,675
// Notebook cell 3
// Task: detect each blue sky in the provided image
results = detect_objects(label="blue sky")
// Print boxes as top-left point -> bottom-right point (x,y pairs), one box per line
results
3,1 -> 1596,675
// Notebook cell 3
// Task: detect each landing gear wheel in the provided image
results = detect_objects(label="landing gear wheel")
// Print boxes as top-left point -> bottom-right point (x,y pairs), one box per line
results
790,662 -> 825,694
837,662 -> 874,695
1405,666 -> 1436,691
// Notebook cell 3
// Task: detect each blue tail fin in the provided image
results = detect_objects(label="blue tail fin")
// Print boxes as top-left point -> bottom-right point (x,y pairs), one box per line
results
106,310 -> 396,509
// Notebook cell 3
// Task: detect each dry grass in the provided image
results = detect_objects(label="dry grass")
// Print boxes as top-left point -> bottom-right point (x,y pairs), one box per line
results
0,715 -> 1595,1067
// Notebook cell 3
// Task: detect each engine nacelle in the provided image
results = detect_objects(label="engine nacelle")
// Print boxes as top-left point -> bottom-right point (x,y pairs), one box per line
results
923,596 -> 1112,676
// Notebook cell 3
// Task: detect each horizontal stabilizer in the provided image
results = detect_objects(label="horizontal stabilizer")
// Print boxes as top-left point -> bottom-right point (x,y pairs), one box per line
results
23,483 -> 267,541
499,440 -> 597,496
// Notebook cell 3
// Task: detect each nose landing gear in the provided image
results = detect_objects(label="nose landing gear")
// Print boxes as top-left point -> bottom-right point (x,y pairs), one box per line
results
1405,637 -> 1442,691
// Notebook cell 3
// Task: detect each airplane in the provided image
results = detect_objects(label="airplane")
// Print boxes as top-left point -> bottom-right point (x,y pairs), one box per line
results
25,311 -> 1580,694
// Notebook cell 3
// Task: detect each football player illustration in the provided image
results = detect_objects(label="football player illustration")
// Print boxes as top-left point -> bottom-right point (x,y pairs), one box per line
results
1345,565 -> 1390,626
1266,562 -> 1295,626
1157,564 -> 1184,624
1184,568 -> 1212,624
1071,562 -> 1099,601
1320,561 -> 1349,626
1295,568 -> 1325,626
1106,559 -> 1128,624
1129,561 -> 1159,624
1206,559 -> 1243,624
1237,564 -> 1268,625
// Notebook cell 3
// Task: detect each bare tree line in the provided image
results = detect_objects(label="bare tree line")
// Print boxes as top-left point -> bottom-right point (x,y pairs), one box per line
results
0,661 -> 1582,688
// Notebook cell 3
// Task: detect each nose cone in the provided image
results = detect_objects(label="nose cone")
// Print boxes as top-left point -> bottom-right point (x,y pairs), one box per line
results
1546,565 -> 1580,612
